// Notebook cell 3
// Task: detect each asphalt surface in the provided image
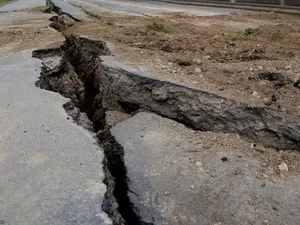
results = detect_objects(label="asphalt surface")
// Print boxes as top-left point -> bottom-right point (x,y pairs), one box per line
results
0,50 -> 111,225
111,112 -> 300,225
68,0 -> 240,15
51,0 -> 90,20
0,0 -> 45,11
0,1 -> 111,224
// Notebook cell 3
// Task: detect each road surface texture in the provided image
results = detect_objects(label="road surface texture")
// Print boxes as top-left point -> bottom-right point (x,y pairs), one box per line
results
1,0 -> 300,225
0,1 -> 111,225
111,112 -> 300,225
68,0 -> 240,15
0,0 -> 44,11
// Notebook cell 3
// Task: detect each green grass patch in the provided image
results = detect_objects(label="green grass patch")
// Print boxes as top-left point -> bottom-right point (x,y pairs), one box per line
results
146,22 -> 169,33
0,0 -> 11,4
244,27 -> 261,36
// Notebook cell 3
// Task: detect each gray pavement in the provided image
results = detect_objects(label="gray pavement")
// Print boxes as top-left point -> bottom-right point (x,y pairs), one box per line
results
69,0 -> 240,16
0,11 -> 50,25
0,1 -> 111,224
0,49 -> 111,225
51,0 -> 90,20
0,0 -> 45,12
111,112 -> 300,225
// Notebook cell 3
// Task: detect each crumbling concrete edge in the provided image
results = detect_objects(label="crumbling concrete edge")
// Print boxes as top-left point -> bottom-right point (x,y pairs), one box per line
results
98,56 -> 300,150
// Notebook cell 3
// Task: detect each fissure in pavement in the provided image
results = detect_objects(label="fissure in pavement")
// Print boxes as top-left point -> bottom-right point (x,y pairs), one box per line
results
32,36 -> 141,225
33,1 -> 300,224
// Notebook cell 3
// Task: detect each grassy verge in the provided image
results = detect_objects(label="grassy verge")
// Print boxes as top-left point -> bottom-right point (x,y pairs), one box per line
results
0,0 -> 11,4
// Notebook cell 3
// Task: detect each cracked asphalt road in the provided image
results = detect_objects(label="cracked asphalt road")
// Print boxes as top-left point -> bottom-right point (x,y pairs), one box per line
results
0,1 -> 111,224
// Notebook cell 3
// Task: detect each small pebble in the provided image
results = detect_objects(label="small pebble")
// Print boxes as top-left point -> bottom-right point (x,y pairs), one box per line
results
195,67 -> 202,73
221,157 -> 228,162
259,81 -> 267,86
203,55 -> 211,60
278,162 -> 288,172
190,185 -> 195,190
263,97 -> 269,102
251,143 -> 257,148
252,91 -> 260,98
285,65 -> 291,70
164,191 -> 171,196
195,161 -> 202,167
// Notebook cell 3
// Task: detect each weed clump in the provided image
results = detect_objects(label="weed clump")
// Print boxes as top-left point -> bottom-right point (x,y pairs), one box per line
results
146,22 -> 169,33
244,28 -> 260,36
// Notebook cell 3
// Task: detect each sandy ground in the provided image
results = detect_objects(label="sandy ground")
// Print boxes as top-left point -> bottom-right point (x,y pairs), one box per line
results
63,5 -> 300,120
0,6 -> 64,54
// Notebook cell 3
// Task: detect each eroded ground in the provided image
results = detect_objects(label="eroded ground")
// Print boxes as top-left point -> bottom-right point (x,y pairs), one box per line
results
63,5 -> 300,119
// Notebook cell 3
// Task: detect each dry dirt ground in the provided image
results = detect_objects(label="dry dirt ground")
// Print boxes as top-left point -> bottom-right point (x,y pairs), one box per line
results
0,6 -> 64,54
63,6 -> 300,121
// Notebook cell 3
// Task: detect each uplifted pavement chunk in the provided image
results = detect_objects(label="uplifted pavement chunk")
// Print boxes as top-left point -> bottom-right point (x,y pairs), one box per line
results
111,112 -> 300,225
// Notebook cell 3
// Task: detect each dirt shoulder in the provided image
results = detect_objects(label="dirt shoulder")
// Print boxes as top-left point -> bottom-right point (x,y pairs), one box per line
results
64,9 -> 300,120
0,7 -> 64,54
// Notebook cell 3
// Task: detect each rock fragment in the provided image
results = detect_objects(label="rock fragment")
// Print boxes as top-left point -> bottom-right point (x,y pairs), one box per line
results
258,72 -> 284,87
278,162 -> 288,172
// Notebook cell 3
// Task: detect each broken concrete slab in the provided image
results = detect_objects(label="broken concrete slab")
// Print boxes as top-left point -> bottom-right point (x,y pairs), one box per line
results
0,51 -> 112,225
48,0 -> 90,21
99,56 -> 300,150
41,55 -> 65,76
110,112 -> 300,225
105,111 -> 131,127
0,3 -> 112,223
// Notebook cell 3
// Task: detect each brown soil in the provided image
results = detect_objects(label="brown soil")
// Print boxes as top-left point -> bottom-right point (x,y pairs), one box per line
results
64,10 -> 300,119
0,8 -> 64,53
184,130 -> 300,179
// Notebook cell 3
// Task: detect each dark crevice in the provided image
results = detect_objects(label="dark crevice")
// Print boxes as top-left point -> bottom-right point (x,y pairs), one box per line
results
118,101 -> 141,114
32,40 -> 141,224
99,132 -> 148,225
